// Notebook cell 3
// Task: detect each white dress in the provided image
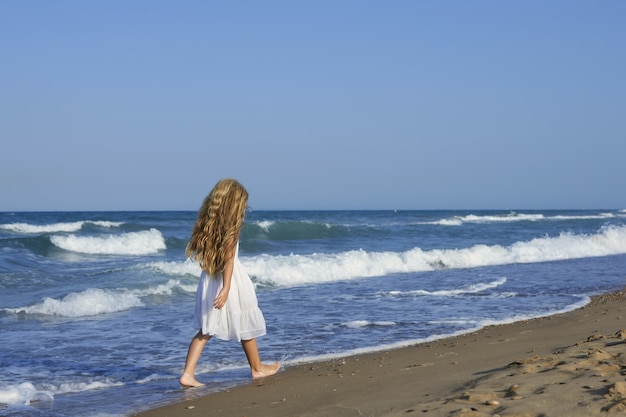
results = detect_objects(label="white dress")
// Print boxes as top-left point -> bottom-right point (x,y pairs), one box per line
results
193,243 -> 266,341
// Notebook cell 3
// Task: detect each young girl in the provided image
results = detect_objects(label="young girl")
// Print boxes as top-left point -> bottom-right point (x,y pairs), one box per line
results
179,179 -> 280,387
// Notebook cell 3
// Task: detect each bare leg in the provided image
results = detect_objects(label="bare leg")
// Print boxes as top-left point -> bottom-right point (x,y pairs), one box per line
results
241,338 -> 281,379
179,331 -> 211,387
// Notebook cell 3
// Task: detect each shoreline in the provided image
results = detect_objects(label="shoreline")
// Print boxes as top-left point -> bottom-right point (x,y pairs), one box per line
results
134,289 -> 626,417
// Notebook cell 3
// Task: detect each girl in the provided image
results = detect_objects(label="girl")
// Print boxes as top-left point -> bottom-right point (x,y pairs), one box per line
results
179,179 -> 280,387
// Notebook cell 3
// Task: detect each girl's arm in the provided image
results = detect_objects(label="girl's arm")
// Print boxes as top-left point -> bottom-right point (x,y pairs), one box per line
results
213,242 -> 236,309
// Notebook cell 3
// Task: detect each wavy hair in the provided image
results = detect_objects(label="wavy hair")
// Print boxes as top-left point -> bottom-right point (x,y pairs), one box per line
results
186,179 -> 249,276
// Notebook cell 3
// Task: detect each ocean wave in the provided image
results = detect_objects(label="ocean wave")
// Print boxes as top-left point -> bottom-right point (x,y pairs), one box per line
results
244,219 -> 341,240
0,378 -> 124,406
4,288 -> 144,317
341,320 -> 397,329
244,225 -> 626,286
253,220 -> 276,232
425,212 -> 545,226
477,296 -> 591,327
143,259 -> 201,277
243,211 -> 623,239
49,229 -> 166,255
2,279 -> 188,318
387,277 -> 507,297
135,373 -> 171,384
114,225 -> 626,290
47,378 -> 125,395
550,213 -> 617,220
0,220 -> 123,234
285,295 -> 592,370
426,211 -> 619,226
0,382 -> 53,406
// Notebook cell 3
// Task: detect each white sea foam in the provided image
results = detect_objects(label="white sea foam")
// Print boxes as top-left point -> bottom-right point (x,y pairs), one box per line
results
477,296 -> 591,327
132,279 -> 192,297
550,213 -> 615,220
51,379 -> 125,394
92,225 -> 626,292
0,378 -> 125,406
434,218 -> 463,226
144,259 -> 202,277
50,229 -> 166,255
0,220 -> 123,234
0,382 -> 53,406
426,212 -> 544,226
3,279 -> 188,318
284,296 -> 592,369
342,320 -> 397,329
249,219 -> 334,233
427,211 -> 618,226
135,374 -> 170,384
462,213 -> 545,223
245,225 -> 626,286
4,288 -> 144,317
387,277 -> 507,297
140,261 -> 200,293
254,220 -> 275,232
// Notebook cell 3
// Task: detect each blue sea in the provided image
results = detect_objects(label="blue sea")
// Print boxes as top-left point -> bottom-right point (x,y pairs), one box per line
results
2,209 -> 626,417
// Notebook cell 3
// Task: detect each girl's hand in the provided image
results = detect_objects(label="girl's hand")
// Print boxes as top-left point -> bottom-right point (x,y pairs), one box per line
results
214,288 -> 229,309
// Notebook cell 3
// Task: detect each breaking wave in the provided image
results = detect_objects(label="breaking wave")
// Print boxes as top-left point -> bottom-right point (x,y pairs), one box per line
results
2,279 -> 189,318
0,220 -> 123,234
243,225 -> 626,286
49,229 -> 166,255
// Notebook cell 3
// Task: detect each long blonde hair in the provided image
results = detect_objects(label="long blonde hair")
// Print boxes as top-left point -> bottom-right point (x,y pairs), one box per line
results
186,179 -> 249,276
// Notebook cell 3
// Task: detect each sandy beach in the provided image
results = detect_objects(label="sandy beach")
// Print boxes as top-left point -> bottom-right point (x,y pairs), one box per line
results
134,289 -> 626,417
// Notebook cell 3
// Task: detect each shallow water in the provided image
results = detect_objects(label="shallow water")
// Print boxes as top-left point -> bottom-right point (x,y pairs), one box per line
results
1,209 -> 626,416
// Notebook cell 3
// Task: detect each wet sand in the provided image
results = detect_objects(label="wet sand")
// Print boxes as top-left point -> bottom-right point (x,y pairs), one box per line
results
134,289 -> 626,417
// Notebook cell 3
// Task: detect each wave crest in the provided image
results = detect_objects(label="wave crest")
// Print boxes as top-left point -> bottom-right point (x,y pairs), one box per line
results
388,278 -> 507,297
0,220 -> 123,234
50,229 -> 166,255
0,382 -> 53,406
427,211 -> 621,226
0,378 -> 124,406
3,279 -> 189,318
341,320 -> 397,329
5,288 -> 144,317
245,225 -> 626,287
244,220 -> 337,241
116,225 -> 626,290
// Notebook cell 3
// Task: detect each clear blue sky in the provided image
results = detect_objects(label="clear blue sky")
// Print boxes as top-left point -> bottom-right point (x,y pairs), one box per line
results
1,1 -> 624,211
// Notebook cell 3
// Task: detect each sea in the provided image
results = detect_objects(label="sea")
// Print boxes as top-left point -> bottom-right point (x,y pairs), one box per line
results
1,209 -> 626,417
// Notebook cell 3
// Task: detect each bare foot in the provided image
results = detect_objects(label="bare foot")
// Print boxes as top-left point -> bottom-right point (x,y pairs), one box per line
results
179,374 -> 205,388
252,362 -> 281,379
